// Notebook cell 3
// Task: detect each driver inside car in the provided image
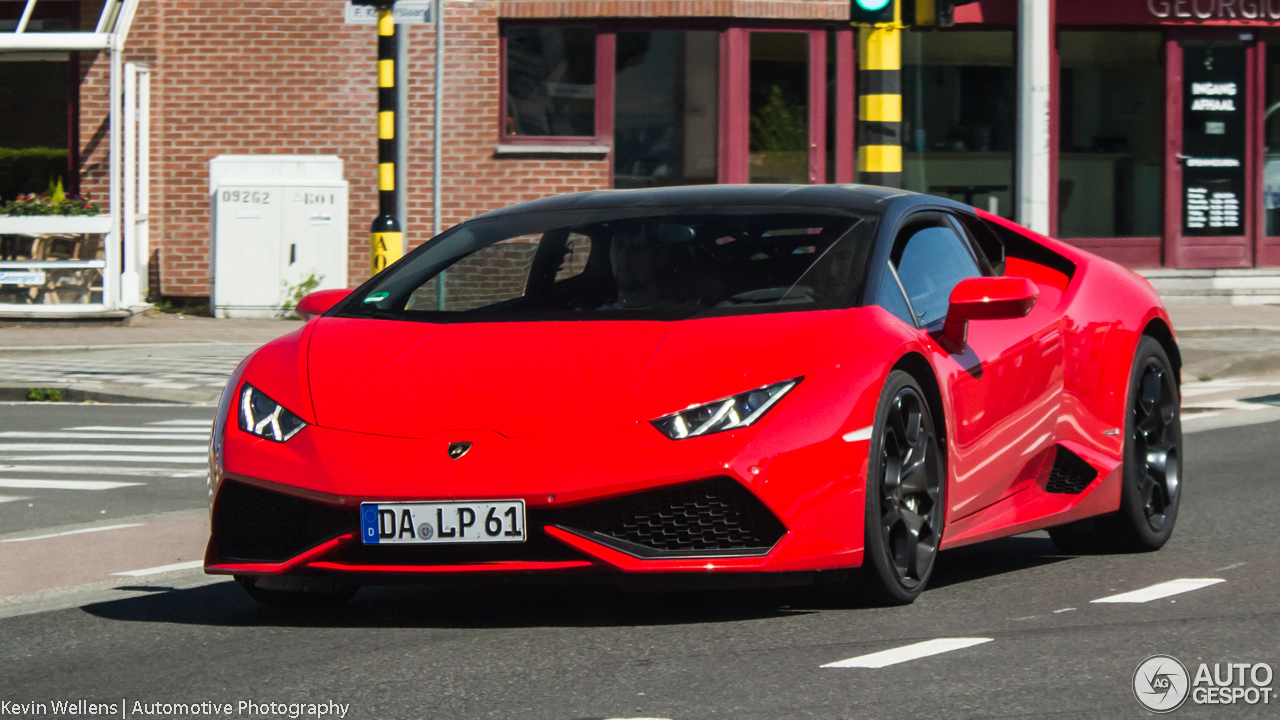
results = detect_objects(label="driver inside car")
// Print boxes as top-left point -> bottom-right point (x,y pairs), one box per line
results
608,225 -> 673,309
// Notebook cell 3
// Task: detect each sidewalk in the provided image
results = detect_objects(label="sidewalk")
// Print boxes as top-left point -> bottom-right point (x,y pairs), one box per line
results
1166,304 -> 1280,380
0,305 -> 1278,405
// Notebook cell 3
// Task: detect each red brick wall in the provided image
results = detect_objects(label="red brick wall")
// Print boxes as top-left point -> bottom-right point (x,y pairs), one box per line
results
80,0 -> 842,298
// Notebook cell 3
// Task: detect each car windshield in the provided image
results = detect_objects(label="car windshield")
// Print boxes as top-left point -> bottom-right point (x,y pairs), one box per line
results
340,206 -> 877,322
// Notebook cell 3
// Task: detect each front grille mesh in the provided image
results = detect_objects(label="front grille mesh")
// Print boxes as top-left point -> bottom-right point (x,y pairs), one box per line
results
1045,447 -> 1098,495
213,480 -> 356,563
213,476 -> 785,565
556,477 -> 786,554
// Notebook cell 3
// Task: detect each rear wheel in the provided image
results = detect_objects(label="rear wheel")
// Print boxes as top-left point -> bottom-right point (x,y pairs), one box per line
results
1049,336 -> 1182,554
236,575 -> 359,608
857,370 -> 946,605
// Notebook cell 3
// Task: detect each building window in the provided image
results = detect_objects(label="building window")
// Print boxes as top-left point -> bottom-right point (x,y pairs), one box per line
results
1059,32 -> 1164,239
1264,42 -> 1280,237
749,32 -> 810,184
503,26 -> 597,138
901,31 -> 1015,217
614,31 -> 719,188
0,57 -> 72,201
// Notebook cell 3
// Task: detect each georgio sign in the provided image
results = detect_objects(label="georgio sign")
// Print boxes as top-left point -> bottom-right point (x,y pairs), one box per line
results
1182,45 -> 1246,236
1149,0 -> 1280,19
1056,0 -> 1280,24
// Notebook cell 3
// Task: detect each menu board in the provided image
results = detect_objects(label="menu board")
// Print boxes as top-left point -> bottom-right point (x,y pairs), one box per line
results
1182,45 -> 1246,237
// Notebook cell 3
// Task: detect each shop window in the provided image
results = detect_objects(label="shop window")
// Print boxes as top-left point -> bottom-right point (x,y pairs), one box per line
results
0,58 -> 72,202
1058,32 -> 1164,239
614,31 -> 719,188
504,27 -> 597,138
749,32 -> 809,184
901,31 -> 1015,217
1264,43 -> 1280,237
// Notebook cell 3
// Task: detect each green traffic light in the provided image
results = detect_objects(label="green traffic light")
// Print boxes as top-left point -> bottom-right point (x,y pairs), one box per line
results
855,0 -> 892,9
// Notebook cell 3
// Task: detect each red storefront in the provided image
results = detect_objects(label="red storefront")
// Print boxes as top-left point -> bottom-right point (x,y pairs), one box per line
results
948,0 -> 1280,269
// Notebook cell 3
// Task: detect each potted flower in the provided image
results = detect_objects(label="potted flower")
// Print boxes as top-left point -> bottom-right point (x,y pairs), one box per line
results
0,179 -> 111,235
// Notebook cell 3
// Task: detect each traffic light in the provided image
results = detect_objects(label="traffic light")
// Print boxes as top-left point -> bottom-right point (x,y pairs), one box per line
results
850,0 -> 896,25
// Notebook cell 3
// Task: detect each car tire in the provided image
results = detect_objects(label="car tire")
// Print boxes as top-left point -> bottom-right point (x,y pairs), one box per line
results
856,369 -> 947,606
236,575 -> 360,608
1049,336 -> 1182,554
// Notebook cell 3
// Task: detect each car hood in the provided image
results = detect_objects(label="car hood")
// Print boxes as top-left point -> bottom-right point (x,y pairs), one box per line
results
304,313 -> 842,438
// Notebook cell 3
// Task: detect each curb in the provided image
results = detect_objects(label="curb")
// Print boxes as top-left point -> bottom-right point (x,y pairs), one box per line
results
0,384 -> 217,406
1184,354 -> 1280,381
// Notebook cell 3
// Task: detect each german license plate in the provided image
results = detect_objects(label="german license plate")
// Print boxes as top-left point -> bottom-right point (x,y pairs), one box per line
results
360,501 -> 525,544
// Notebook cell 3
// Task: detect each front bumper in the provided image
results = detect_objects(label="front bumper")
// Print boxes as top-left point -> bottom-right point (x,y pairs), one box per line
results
207,410 -> 869,578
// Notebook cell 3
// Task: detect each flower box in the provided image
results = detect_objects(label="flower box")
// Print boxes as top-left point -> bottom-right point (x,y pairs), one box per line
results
0,216 -> 113,235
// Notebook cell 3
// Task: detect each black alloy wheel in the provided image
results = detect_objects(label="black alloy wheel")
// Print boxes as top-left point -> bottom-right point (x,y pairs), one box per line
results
860,370 -> 945,605
1133,354 -> 1181,533
1049,336 -> 1182,554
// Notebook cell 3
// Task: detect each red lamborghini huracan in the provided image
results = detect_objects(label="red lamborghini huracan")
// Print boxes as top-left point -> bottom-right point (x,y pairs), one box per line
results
205,185 -> 1183,606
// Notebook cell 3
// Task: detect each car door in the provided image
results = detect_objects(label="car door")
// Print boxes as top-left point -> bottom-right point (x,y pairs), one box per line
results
885,212 -> 1063,522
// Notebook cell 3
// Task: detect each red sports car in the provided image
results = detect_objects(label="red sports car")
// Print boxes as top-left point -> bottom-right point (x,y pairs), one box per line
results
206,185 -> 1183,606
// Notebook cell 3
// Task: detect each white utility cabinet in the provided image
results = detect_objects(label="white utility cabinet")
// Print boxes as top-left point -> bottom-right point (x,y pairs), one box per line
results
210,155 -> 349,318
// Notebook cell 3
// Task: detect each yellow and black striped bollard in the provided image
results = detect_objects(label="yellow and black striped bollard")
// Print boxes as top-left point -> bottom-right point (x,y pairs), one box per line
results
857,23 -> 902,189
370,6 -> 403,274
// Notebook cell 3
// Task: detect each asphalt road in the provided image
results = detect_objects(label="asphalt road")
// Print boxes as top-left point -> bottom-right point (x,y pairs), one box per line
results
0,406 -> 1276,719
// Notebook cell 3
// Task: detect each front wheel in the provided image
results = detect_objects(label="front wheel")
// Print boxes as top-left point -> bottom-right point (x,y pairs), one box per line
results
1049,335 -> 1182,553
856,370 -> 946,605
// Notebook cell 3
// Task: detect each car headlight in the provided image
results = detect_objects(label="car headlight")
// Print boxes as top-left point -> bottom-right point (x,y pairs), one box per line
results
651,378 -> 802,440
237,383 -> 306,442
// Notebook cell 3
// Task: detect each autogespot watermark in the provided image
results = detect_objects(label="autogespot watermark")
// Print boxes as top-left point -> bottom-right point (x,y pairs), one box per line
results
1133,655 -> 1274,713
0,700 -> 350,719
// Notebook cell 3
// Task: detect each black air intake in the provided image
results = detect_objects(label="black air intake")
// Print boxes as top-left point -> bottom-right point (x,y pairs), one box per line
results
554,477 -> 787,558
213,480 -> 356,563
1045,447 -> 1099,495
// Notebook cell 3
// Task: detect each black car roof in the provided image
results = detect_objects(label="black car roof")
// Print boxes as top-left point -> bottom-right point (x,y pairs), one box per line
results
473,184 -> 975,220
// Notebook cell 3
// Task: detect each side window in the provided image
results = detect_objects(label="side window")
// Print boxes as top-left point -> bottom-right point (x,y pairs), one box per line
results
894,221 -> 982,327
875,264 -> 915,326
554,234 -> 592,282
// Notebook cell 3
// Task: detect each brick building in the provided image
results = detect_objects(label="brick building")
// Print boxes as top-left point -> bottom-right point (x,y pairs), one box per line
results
7,0 -> 1280,316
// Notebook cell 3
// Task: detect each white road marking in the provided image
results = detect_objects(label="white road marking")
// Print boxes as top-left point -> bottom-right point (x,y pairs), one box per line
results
67,426 -> 210,434
0,479 -> 144,491
821,638 -> 994,669
111,560 -> 205,577
1183,412 -> 1222,422
842,426 -> 873,443
1053,607 -> 1077,613
147,420 -> 213,427
1,455 -> 208,464
0,465 -> 202,478
2,523 -> 143,542
0,432 -> 209,441
0,444 -> 206,453
0,495 -> 30,504
1091,578 -> 1225,604
1216,562 -> 1247,572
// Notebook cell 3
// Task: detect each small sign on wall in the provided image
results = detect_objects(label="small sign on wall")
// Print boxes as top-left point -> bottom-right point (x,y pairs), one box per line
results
0,270 -> 46,287
1181,45 -> 1246,237
344,1 -> 433,25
